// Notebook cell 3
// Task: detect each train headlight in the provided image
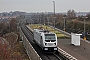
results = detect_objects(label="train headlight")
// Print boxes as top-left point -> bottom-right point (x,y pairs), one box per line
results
44,48 -> 48,50
54,48 -> 57,50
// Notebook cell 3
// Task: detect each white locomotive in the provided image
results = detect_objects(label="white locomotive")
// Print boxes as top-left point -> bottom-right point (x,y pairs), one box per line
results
33,28 -> 58,52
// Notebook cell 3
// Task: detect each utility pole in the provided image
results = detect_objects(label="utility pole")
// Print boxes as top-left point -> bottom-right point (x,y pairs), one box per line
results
63,17 -> 66,32
47,16 -> 49,26
53,1 -> 56,28
82,16 -> 88,49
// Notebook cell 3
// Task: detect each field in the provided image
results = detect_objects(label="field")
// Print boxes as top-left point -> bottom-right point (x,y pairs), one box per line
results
29,24 -> 70,39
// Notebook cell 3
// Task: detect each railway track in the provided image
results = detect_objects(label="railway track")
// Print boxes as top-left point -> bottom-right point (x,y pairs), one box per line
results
21,25 -> 67,60
45,52 -> 63,60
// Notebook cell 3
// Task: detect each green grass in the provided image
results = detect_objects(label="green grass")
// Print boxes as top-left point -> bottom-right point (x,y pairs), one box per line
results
29,24 -> 70,39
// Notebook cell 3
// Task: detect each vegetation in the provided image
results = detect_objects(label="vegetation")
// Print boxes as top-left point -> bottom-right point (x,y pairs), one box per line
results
0,18 -> 29,60
30,10 -> 90,40
0,32 -> 29,60
0,18 -> 17,36
29,24 -> 70,39
56,19 -> 90,41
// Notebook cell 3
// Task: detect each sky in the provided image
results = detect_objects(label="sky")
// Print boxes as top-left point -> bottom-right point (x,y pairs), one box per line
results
0,0 -> 90,13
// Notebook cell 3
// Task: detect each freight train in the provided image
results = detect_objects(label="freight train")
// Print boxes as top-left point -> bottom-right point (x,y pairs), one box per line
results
33,28 -> 58,52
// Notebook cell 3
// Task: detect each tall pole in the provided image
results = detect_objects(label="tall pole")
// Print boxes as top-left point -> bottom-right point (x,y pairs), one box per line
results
83,16 -> 88,49
53,1 -> 55,27
84,17 -> 85,49
63,17 -> 66,31
43,12 -> 45,25
47,13 -> 49,26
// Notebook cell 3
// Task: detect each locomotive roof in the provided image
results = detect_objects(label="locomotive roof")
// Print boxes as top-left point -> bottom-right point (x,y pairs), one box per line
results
34,29 -> 55,34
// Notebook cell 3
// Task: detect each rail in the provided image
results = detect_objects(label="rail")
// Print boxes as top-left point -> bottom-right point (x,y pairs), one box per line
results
26,25 -> 77,60
58,47 -> 77,60
45,53 -> 62,60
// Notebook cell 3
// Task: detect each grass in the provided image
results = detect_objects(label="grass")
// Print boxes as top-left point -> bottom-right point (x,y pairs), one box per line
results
29,24 -> 70,39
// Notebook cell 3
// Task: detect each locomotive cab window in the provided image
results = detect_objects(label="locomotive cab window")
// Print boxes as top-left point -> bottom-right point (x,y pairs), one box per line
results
45,34 -> 56,40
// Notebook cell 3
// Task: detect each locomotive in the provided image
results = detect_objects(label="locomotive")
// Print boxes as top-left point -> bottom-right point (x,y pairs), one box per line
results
33,28 -> 58,52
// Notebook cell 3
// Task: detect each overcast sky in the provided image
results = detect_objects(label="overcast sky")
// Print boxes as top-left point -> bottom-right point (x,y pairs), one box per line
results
0,0 -> 90,13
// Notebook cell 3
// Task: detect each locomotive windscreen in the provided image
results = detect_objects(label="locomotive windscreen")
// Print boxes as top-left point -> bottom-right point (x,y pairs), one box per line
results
45,34 -> 56,40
